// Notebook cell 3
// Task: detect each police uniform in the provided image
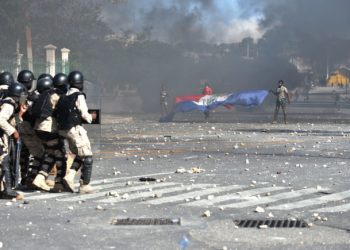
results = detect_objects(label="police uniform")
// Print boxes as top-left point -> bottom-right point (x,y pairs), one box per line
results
19,92 -> 45,184
17,70 -> 45,186
32,82 -> 67,191
58,71 -> 94,194
0,83 -> 26,199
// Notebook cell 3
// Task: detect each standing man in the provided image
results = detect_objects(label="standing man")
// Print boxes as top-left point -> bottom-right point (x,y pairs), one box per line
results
160,84 -> 168,117
202,83 -> 213,119
270,80 -> 290,124
57,71 -> 96,194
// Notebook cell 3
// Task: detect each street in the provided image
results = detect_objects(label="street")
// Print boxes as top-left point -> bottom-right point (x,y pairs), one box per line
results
1,111 -> 350,249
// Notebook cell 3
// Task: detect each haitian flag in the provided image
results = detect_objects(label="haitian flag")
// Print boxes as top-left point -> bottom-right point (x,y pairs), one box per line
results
160,90 -> 269,122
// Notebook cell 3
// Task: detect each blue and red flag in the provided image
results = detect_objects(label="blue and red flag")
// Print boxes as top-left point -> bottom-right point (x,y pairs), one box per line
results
160,90 -> 269,122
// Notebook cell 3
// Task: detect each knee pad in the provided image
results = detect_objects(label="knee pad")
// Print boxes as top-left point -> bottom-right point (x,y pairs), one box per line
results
83,156 -> 93,167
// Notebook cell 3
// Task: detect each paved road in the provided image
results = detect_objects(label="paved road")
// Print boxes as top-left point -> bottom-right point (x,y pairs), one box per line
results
1,112 -> 350,249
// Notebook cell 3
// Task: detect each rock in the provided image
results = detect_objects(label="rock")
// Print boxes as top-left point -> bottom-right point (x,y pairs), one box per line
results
175,168 -> 187,174
254,206 -> 265,213
191,167 -> 204,173
207,195 -> 214,200
121,193 -> 129,199
202,210 -> 211,217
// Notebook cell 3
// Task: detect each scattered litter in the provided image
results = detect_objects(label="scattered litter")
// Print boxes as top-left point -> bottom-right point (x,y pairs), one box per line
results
207,195 -> 214,200
254,206 -> 265,213
259,225 -> 268,229
96,205 -> 105,210
175,167 -> 205,174
194,196 -> 201,201
121,193 -> 129,199
202,210 -> 211,217
175,167 -> 187,174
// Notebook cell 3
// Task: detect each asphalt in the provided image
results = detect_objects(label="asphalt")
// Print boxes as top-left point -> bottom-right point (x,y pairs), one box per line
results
0,109 -> 350,250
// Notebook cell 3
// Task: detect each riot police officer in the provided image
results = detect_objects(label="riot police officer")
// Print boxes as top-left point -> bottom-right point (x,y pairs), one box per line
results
0,82 -> 27,199
57,71 -> 96,194
17,70 -> 44,188
32,78 -> 68,191
0,71 -> 14,99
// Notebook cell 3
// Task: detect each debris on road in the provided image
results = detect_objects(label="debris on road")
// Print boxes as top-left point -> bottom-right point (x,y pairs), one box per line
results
254,206 -> 265,213
202,210 -> 211,217
175,167 -> 205,174
139,177 -> 157,182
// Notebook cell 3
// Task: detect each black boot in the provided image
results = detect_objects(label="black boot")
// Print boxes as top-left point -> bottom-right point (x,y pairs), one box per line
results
79,156 -> 94,194
1,162 -> 23,200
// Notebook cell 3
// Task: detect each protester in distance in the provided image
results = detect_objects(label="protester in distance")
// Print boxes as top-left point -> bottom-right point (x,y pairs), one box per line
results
270,80 -> 290,124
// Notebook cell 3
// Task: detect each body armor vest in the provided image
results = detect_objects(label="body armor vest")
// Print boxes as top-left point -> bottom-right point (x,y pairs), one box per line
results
56,92 -> 86,130
31,89 -> 54,119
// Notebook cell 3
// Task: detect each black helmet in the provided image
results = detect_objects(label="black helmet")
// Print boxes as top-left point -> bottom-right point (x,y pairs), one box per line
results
36,78 -> 53,93
53,73 -> 69,94
0,71 -> 14,86
53,73 -> 68,87
37,73 -> 53,82
17,70 -> 35,90
68,71 -> 84,90
8,82 -> 26,98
